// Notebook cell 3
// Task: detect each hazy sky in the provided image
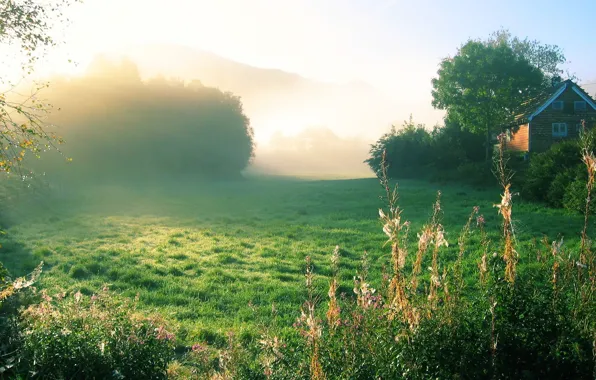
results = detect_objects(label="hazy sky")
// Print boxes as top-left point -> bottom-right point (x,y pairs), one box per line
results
27,0 -> 596,127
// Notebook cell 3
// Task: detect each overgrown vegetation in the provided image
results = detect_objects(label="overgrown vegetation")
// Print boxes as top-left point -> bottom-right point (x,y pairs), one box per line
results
169,135 -> 595,379
2,136 -> 593,378
17,288 -> 175,379
522,123 -> 596,213
366,116 -> 489,185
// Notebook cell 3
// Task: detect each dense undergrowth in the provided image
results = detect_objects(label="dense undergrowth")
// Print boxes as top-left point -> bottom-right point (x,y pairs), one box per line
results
1,135 -> 595,378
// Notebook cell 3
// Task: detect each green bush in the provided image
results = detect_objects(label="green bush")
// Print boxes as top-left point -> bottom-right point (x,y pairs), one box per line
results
19,288 -> 175,379
366,116 -> 434,179
521,129 -> 596,211
366,116 -> 490,185
563,177 -> 596,214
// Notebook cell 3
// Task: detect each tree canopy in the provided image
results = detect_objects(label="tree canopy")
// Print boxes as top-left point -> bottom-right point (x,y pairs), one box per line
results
487,29 -> 567,84
431,31 -> 565,161
29,58 -> 255,183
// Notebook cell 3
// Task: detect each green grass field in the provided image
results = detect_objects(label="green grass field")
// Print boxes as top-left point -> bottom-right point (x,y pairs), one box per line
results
0,176 -> 587,346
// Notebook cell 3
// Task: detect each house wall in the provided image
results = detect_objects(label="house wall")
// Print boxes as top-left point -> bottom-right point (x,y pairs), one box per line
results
530,87 -> 596,152
506,124 -> 529,151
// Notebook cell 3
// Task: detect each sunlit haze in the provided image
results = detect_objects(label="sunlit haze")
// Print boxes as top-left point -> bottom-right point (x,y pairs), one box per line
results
4,0 -> 596,176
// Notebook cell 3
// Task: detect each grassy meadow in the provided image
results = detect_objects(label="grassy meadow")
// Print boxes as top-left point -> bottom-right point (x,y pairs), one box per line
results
0,176 -> 587,347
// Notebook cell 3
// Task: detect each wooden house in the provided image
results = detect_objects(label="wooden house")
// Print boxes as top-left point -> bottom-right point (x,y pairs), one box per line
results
506,79 -> 596,153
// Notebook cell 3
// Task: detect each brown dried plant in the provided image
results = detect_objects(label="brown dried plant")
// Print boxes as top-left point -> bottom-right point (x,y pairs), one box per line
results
0,261 -> 43,304
428,192 -> 448,308
494,134 -> 517,284
326,245 -> 341,331
297,256 -> 325,380
378,151 -> 421,329
476,212 -> 489,286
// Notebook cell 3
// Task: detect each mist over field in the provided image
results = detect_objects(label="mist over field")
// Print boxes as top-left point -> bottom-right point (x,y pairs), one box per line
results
26,47 -> 400,181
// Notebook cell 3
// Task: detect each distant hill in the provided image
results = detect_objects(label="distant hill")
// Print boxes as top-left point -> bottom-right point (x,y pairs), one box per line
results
110,44 -> 398,142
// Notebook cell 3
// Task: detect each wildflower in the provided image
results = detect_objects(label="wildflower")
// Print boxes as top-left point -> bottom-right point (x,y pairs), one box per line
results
41,291 -> 52,302
191,343 -> 206,353
551,238 -> 564,257
331,245 -> 340,272
476,214 -> 485,227
435,225 -> 449,248
155,326 -> 175,341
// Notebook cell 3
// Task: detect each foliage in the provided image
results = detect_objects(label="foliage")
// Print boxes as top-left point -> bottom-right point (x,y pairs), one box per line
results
431,32 -> 553,162
487,29 -> 567,84
366,115 -> 433,179
366,116 -> 491,185
0,0 -> 80,174
521,127 -> 596,212
27,57 -> 255,182
18,287 -> 176,379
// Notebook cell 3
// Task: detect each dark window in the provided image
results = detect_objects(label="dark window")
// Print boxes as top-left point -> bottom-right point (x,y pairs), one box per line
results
552,101 -> 564,110
552,123 -> 567,137
575,101 -> 587,111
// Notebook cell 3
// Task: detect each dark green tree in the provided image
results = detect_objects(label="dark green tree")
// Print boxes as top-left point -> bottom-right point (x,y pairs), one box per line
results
366,115 -> 433,179
431,38 -> 547,163
488,29 -> 568,84
31,58 -> 255,182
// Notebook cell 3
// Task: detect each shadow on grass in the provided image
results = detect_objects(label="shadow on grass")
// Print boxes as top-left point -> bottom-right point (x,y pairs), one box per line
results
0,232 -> 39,278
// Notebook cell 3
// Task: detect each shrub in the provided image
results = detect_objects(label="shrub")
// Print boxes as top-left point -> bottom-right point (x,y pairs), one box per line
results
563,177 -> 596,214
521,127 -> 596,211
366,115 -> 433,179
366,116 -> 491,185
18,288 -> 176,379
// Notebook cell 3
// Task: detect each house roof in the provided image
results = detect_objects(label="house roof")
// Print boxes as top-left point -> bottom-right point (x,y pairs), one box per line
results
511,79 -> 596,126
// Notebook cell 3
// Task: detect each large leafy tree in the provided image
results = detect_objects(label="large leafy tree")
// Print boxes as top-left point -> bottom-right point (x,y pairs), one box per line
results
488,29 -> 568,84
0,0 -> 80,174
32,58 -> 255,182
431,34 -> 560,163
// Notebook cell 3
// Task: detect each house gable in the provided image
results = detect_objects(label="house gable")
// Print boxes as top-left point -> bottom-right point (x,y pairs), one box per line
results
571,86 -> 596,110
528,82 -> 596,152
506,80 -> 596,153
527,83 -> 568,121
528,81 -> 596,121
